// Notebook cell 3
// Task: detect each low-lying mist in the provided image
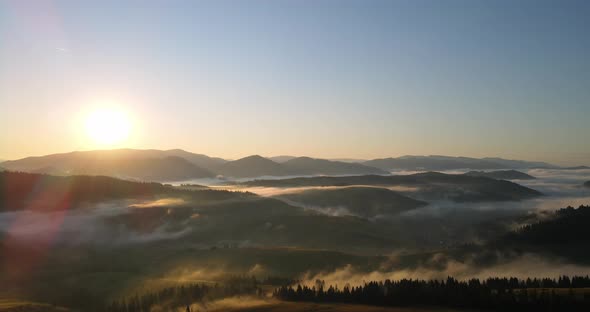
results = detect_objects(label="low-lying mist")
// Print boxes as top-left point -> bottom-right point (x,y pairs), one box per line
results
0,198 -> 192,245
299,253 -> 590,287
240,168 -> 590,217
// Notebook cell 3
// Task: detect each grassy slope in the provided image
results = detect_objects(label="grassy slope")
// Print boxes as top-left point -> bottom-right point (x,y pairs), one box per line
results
0,299 -> 69,311
200,299 -> 470,312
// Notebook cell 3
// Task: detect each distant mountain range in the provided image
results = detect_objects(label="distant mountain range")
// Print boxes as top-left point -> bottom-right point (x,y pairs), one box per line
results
0,149 -> 387,181
364,155 -> 556,171
216,155 -> 290,178
1,149 -> 580,182
269,156 -> 368,163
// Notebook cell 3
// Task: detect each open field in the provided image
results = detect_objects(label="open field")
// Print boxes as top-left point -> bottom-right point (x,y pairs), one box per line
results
186,298 -> 471,312
0,299 -> 69,311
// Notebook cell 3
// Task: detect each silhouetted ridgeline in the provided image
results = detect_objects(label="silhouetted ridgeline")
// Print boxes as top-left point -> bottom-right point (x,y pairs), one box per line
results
275,276 -> 590,311
4,149 -> 570,181
464,170 -> 535,180
0,149 -> 388,180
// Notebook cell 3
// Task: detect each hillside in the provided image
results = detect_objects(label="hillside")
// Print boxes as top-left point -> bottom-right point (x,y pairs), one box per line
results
161,148 -> 227,168
282,157 -> 387,176
493,205 -> 590,263
0,171 -> 246,212
269,155 -> 297,163
463,170 -> 535,180
0,171 -> 167,212
276,187 -> 427,218
364,155 -> 554,171
203,301 -> 464,312
584,181 -> 590,188
1,150 -> 388,180
480,157 -> 555,169
242,172 -> 543,202
97,156 -> 214,181
217,155 -> 290,178
0,149 -> 216,181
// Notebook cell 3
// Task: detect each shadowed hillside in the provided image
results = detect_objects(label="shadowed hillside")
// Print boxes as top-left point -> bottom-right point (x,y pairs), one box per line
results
276,187 -> 427,218
217,155 -> 291,178
242,172 -> 543,202
496,205 -> 590,263
0,171 -> 248,212
464,170 -> 535,180
282,157 -> 387,176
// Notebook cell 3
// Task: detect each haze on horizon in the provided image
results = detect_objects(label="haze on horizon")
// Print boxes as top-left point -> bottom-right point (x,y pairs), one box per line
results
1,0 -> 589,165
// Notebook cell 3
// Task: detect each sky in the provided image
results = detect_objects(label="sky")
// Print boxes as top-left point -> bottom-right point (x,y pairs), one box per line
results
1,0 -> 589,165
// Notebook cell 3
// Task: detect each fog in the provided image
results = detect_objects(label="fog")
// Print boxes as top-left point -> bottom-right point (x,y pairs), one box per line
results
300,253 -> 590,287
238,169 -> 590,218
0,198 -> 192,245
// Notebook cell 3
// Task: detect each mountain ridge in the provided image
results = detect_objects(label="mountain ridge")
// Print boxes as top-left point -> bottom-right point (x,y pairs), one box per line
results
3,149 -> 581,182
364,155 -> 557,171
463,170 -> 536,180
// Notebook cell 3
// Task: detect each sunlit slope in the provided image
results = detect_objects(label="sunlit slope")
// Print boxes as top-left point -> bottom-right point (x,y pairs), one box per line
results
0,299 -> 70,311
0,149 -> 217,181
202,299 -> 467,312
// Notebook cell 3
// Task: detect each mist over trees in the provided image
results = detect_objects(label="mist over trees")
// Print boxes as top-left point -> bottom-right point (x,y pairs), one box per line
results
106,276 -> 263,312
0,171 -> 251,212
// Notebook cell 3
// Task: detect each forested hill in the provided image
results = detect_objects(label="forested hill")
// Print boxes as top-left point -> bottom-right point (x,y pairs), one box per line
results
242,172 -> 543,202
464,170 -> 536,180
503,205 -> 590,245
275,276 -> 590,311
276,187 -> 427,218
0,171 -> 244,212
491,205 -> 590,263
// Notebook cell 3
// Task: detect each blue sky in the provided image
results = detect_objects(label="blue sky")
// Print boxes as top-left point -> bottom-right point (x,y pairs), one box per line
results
1,0 -> 589,164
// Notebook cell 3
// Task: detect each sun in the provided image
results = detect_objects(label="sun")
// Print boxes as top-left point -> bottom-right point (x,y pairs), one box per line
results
84,108 -> 131,146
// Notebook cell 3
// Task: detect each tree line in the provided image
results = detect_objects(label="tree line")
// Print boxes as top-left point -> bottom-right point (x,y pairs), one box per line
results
106,276 -> 263,312
274,276 -> 590,311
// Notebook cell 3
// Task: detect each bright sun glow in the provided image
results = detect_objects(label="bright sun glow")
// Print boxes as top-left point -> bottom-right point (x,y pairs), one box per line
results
85,108 -> 131,146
